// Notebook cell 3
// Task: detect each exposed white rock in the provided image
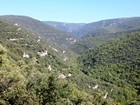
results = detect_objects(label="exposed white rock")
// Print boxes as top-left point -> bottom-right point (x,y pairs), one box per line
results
58,73 -> 66,79
24,43 -> 28,46
37,37 -> 41,42
66,38 -> 73,41
37,50 -> 48,57
52,47 -> 58,52
17,28 -> 21,31
37,39 -> 41,42
73,39 -> 77,43
14,23 -> 19,26
9,38 -> 18,41
92,84 -> 98,90
103,92 -> 108,99
70,39 -> 77,44
23,52 -> 29,58
49,46 -> 58,52
68,73 -> 72,77
88,85 -> 91,88
63,57 -> 67,61
63,51 -> 66,54
48,65 -> 52,71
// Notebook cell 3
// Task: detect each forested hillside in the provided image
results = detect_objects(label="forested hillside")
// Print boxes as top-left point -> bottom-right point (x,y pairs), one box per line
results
0,15 -> 77,46
0,17 -> 140,105
69,31 -> 135,54
0,19 -> 77,104
78,30 -> 140,104
0,19 -> 113,105
74,17 -> 140,37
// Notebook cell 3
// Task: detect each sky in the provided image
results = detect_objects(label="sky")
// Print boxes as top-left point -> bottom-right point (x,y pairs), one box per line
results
1,0 -> 140,23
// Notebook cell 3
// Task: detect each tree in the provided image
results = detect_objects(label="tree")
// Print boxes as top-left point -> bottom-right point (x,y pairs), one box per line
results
41,75 -> 59,105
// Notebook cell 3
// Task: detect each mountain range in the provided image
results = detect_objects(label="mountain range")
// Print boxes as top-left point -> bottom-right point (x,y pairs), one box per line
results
44,21 -> 85,33
45,17 -> 140,37
0,15 -> 78,46
67,17 -> 140,54
0,15 -> 140,105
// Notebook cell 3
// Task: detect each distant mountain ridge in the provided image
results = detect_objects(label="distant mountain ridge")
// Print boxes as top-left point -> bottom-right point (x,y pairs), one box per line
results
44,21 -> 85,34
0,15 -> 77,46
74,17 -> 140,37
44,17 -> 140,37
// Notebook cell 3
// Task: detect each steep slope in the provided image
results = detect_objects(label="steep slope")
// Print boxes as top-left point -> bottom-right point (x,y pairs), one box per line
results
75,17 -> 140,37
0,15 -> 77,46
78,30 -> 140,104
0,18 -> 123,105
44,21 -> 85,35
0,19 -> 72,104
70,31 -> 132,54
0,19 -> 100,105
1,17 -> 140,104
0,19 -> 67,71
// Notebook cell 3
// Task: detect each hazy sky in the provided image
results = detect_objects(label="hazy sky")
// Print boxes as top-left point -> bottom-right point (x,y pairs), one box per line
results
1,0 -> 140,23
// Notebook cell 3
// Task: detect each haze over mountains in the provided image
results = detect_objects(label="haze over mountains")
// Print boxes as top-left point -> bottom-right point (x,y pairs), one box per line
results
44,21 -> 85,33
0,15 -> 140,105
44,17 -> 140,54
45,17 -> 140,37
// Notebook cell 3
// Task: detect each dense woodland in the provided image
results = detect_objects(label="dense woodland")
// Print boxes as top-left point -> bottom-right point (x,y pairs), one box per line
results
0,16 -> 140,105
78,30 -> 140,104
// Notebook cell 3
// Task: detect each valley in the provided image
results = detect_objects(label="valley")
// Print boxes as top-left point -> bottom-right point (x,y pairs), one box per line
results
0,15 -> 140,105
